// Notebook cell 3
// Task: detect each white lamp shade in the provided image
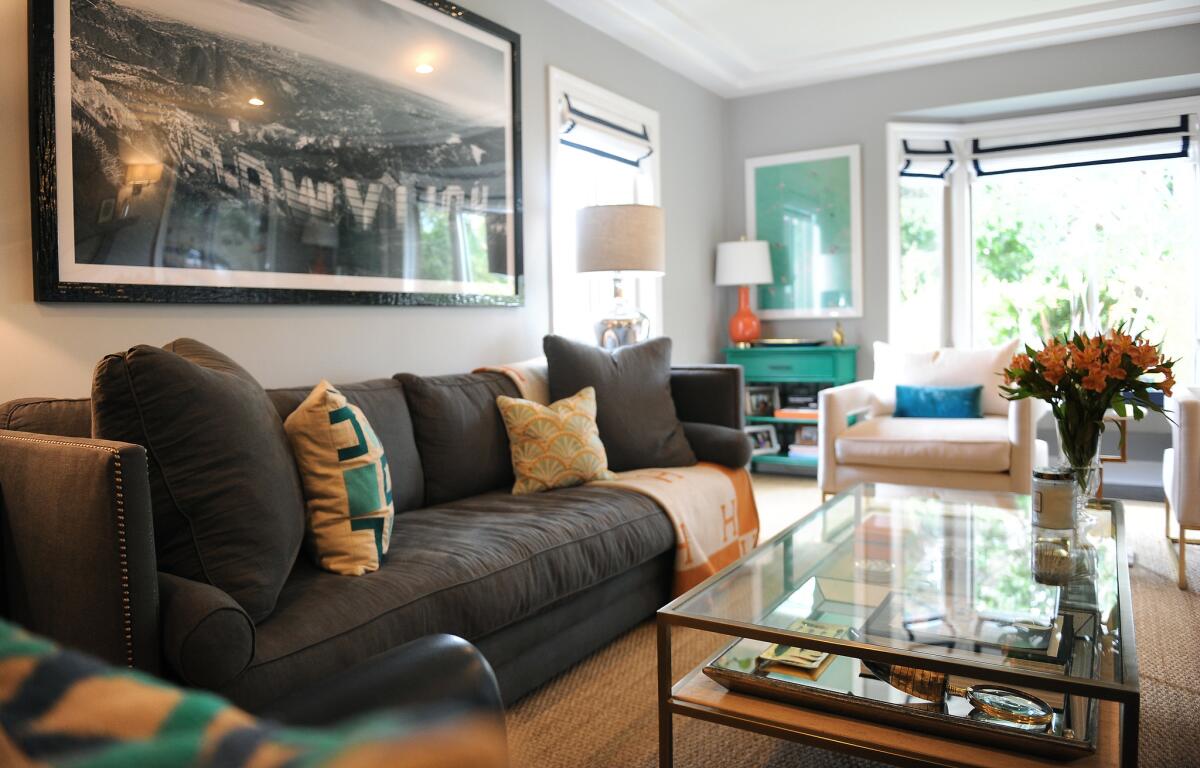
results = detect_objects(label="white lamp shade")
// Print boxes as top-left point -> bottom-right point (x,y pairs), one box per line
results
576,204 -> 665,274
715,240 -> 772,286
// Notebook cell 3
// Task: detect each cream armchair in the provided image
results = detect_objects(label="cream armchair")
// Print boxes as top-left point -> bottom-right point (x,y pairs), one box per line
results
1163,387 -> 1200,589
818,342 -> 1048,497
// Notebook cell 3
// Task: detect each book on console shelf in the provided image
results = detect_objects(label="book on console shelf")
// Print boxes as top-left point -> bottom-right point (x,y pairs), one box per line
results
774,407 -> 819,421
788,443 -> 819,458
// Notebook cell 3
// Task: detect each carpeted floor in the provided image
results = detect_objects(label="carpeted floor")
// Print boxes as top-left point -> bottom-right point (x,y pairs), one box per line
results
507,478 -> 1200,767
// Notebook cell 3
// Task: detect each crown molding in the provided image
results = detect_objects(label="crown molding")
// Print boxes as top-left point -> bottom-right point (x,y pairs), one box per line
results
546,0 -> 1200,98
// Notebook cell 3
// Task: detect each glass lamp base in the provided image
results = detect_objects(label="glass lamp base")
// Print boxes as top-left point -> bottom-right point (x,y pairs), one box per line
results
594,312 -> 649,351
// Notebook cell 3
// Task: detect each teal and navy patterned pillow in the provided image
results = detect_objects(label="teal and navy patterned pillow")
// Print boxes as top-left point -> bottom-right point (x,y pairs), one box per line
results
0,619 -> 505,767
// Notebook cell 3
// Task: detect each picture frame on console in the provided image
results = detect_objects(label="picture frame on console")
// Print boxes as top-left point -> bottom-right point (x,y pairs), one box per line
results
29,0 -> 523,306
745,385 -> 780,417
744,425 -> 780,456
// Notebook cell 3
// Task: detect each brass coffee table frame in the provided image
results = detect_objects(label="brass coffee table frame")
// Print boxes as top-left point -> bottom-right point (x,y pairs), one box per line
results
656,492 -> 1140,768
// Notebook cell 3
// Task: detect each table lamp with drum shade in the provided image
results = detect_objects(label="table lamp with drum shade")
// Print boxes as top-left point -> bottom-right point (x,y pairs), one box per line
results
576,204 -> 665,350
716,238 -> 773,347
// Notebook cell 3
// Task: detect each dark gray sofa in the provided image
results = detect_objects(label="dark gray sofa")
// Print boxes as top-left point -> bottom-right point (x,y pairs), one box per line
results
0,364 -> 745,711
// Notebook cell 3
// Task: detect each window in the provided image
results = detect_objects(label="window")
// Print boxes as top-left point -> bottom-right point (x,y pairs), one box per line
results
548,68 -> 661,343
889,100 -> 1200,382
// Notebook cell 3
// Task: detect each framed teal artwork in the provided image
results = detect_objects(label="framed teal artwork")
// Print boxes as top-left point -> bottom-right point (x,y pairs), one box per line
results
745,145 -> 863,319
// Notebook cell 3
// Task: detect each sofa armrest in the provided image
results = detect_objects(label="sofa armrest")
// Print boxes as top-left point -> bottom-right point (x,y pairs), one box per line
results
818,381 -> 875,492
670,365 -> 744,429
0,430 -> 159,672
260,634 -> 504,727
1007,397 -> 1045,485
159,572 -> 254,689
683,422 -> 751,468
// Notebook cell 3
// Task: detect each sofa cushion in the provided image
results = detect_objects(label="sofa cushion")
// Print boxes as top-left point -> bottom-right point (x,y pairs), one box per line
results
0,397 -> 92,438
544,335 -> 696,472
396,372 -> 519,506
91,338 -> 305,622
835,415 -> 1012,472
285,382 -> 396,575
871,340 -> 1018,417
269,378 -> 423,513
219,485 -> 673,710
497,386 -> 614,495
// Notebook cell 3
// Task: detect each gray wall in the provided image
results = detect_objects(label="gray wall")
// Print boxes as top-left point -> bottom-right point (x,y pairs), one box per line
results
722,24 -> 1200,377
0,0 -> 725,401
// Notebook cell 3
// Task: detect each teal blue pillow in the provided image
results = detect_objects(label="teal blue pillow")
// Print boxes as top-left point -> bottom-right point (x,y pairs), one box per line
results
894,385 -> 983,418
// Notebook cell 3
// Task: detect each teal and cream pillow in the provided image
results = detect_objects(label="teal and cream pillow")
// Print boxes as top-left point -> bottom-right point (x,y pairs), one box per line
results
497,386 -> 615,495
285,381 -> 394,575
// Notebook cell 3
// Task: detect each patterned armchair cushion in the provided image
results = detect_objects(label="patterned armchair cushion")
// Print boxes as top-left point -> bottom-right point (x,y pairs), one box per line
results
0,619 -> 506,768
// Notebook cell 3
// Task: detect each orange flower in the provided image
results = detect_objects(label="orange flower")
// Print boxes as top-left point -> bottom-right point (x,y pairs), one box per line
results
1102,347 -> 1127,381
1082,367 -> 1109,392
1070,341 -> 1102,370
1043,363 -> 1067,387
1130,341 -> 1161,369
1005,353 -> 1033,384
1160,375 -> 1176,398
1036,342 -> 1068,368
1106,330 -> 1134,358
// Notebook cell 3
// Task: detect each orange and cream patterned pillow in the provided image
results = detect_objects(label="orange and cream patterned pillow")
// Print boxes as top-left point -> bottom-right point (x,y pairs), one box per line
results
496,386 -> 615,495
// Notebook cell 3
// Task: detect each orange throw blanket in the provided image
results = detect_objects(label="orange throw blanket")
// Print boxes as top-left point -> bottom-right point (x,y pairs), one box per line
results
477,359 -> 760,596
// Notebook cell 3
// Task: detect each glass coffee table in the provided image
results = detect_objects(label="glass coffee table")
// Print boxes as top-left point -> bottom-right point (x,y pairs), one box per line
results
657,484 -> 1138,767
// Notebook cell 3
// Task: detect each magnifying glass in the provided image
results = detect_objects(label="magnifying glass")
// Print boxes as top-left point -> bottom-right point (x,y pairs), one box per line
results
848,629 -> 1054,729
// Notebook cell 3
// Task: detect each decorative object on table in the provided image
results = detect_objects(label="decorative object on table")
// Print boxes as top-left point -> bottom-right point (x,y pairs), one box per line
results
832,321 -> 846,346
745,145 -> 863,319
1032,467 -> 1076,530
1030,528 -> 1075,586
1002,324 -> 1176,515
744,425 -> 780,456
496,386 -> 615,495
29,0 -> 522,306
744,385 -> 781,417
575,204 -> 665,349
751,338 -> 825,347
715,238 -> 774,347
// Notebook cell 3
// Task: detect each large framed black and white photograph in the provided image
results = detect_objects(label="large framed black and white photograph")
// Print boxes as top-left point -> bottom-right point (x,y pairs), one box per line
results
29,0 -> 522,305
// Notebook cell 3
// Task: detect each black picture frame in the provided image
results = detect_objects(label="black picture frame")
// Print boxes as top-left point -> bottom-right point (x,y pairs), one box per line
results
28,0 -> 523,306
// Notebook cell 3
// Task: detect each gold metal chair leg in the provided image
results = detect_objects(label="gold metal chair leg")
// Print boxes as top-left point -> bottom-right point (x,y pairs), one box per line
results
1166,500 -> 1172,540
1180,529 -> 1189,591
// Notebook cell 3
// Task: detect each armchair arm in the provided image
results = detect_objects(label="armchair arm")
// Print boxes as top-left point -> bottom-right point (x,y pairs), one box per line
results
670,365 -> 744,429
159,572 -> 254,689
0,430 -> 159,672
818,381 -> 875,492
1167,389 -> 1200,524
683,422 -> 752,468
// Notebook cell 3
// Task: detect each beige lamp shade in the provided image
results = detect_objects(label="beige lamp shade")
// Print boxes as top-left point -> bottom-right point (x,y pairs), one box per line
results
715,239 -> 772,286
576,204 -> 665,274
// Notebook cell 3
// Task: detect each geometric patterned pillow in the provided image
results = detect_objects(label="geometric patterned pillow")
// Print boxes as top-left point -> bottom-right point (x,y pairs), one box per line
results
284,381 -> 394,575
0,618 -> 508,768
496,386 -> 615,495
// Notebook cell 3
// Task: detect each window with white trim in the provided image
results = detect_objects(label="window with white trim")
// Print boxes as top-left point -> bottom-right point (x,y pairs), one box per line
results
548,68 -> 662,343
889,99 -> 1200,382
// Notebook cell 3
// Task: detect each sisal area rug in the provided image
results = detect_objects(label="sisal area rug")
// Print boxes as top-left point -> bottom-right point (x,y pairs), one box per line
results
507,493 -> 1200,767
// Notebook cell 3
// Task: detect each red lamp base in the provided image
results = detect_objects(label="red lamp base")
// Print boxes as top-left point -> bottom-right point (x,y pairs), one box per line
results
729,285 -> 761,347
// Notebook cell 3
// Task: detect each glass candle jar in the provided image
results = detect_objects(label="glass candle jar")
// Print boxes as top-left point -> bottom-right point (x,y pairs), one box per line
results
1032,466 -> 1075,530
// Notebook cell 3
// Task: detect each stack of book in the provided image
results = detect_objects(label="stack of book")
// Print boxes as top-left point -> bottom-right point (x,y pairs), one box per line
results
788,423 -> 819,458
774,407 -> 819,421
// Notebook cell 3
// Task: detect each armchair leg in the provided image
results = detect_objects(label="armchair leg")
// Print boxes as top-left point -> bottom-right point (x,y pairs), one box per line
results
1166,500 -> 1171,540
1180,532 -> 1188,591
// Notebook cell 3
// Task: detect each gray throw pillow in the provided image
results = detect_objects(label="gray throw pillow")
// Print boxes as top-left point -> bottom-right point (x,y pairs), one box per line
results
396,372 -> 519,506
91,338 -> 305,623
543,335 -> 696,472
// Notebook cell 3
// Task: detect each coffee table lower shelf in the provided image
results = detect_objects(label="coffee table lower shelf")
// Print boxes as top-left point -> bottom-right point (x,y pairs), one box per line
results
665,668 -> 1119,768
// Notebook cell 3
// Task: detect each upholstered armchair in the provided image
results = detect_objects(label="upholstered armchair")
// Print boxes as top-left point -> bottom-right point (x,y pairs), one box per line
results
819,342 -> 1048,497
1163,387 -> 1200,589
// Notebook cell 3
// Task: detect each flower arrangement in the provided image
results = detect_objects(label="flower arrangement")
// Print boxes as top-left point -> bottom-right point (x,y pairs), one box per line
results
1001,325 -> 1176,494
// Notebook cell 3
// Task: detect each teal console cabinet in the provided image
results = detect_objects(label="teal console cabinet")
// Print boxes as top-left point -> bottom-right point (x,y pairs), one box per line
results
724,346 -> 858,471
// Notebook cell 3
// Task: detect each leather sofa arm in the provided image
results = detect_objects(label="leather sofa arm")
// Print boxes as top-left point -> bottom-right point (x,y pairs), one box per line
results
683,422 -> 751,468
670,365 -> 744,429
159,572 -> 254,689
260,634 -> 504,726
0,430 -> 159,672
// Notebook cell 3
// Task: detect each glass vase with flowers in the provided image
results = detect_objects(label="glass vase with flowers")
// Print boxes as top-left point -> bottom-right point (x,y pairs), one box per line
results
1001,324 -> 1176,514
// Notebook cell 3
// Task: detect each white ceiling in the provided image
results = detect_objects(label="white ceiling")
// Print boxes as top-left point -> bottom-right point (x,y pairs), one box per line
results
546,0 -> 1200,97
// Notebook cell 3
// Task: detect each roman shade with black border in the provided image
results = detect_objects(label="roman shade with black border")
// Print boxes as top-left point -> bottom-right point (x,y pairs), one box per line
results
559,94 -> 654,167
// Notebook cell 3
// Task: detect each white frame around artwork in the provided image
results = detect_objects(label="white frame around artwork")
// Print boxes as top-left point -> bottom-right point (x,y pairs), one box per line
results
745,144 -> 864,319
743,424 -> 781,456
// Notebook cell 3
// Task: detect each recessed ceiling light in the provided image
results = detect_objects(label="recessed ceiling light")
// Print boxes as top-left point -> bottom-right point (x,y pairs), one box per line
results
415,64 -> 434,74
247,97 -> 265,106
